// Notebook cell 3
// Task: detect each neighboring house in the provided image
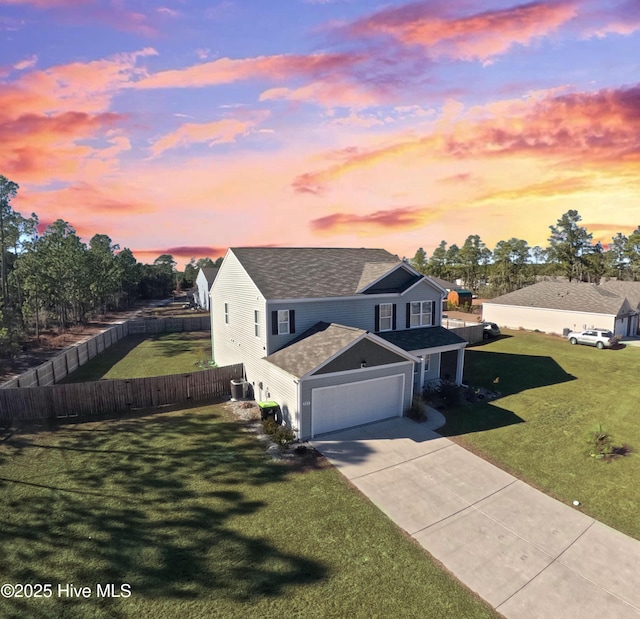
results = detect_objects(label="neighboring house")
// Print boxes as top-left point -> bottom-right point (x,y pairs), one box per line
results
211,247 -> 467,439
482,280 -> 640,337
195,267 -> 219,311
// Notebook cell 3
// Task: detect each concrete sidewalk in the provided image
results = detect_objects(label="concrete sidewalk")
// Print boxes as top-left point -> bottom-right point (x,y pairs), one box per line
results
312,418 -> 640,618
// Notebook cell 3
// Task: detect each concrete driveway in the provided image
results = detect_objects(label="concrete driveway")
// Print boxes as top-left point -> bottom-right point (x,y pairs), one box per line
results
312,417 -> 640,618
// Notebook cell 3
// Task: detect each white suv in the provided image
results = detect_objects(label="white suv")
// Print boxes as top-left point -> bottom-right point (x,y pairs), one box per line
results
567,329 -> 615,349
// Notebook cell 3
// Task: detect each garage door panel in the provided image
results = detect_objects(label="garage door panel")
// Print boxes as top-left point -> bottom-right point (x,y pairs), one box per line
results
312,374 -> 404,437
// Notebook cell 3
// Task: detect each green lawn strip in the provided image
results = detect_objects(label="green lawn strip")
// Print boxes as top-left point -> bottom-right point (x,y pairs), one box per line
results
440,330 -> 640,540
62,332 -> 212,382
0,405 -> 497,619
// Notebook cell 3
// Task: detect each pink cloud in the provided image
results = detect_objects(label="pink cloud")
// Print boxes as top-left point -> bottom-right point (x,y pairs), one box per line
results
134,52 -> 363,89
311,206 -> 439,234
132,246 -> 226,261
348,1 -> 577,62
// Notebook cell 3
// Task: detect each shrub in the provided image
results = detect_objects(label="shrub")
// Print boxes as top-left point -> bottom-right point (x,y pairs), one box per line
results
588,425 -> 634,462
438,380 -> 462,406
408,395 -> 428,422
262,418 -> 296,448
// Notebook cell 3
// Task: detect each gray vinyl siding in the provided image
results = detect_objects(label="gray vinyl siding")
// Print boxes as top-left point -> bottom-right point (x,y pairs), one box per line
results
313,339 -> 407,375
298,362 -> 414,440
243,356 -> 299,433
211,250 -> 267,367
267,279 -> 443,354
196,270 -> 210,310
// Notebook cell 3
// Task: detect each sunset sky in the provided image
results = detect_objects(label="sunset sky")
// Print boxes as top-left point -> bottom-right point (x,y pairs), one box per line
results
1,0 -> 639,266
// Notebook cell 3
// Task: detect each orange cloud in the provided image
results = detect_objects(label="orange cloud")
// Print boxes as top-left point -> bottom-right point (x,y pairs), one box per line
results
149,113 -> 269,157
311,206 -> 439,234
349,1 -> 577,61
292,84 -> 640,194
134,52 -> 362,89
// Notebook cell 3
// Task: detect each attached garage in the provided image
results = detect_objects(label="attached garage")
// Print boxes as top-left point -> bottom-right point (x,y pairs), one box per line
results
311,374 -> 404,437
262,322 -> 417,440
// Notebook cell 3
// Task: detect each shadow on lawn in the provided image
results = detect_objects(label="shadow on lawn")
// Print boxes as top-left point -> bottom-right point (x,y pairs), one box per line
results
0,407 -> 326,617
463,349 -> 576,396
439,350 -> 577,437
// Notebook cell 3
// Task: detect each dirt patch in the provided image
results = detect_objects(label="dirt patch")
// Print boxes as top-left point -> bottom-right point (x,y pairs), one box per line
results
223,399 -> 330,473
0,299 -> 207,384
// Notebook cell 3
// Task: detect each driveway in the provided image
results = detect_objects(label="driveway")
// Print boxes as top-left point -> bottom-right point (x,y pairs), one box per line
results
312,418 -> 640,618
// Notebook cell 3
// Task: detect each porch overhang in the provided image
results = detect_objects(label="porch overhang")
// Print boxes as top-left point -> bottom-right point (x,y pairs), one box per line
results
377,326 -> 467,387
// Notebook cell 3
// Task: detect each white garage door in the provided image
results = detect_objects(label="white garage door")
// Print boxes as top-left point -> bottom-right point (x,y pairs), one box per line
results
311,374 -> 404,437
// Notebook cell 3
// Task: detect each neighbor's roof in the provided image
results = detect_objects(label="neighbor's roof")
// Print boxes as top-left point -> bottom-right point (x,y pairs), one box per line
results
428,276 -> 460,291
598,280 -> 640,308
483,281 -> 637,315
199,267 -> 219,287
378,326 -> 467,351
265,322 -> 366,377
230,247 -> 406,299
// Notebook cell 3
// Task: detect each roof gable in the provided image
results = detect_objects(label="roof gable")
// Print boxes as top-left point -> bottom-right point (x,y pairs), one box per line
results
198,267 -> 219,287
230,247 -> 402,299
265,322 -> 413,378
358,263 -> 423,294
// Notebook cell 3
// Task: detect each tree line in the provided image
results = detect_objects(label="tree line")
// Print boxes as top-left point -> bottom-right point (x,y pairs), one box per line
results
409,210 -> 639,295
0,175 -> 219,357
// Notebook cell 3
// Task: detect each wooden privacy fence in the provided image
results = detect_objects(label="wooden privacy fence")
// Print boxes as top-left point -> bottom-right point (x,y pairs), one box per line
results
0,363 -> 243,423
127,315 -> 210,334
1,316 -> 211,390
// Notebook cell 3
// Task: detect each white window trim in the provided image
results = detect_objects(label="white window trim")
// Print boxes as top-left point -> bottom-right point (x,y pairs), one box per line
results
254,310 -> 260,337
278,309 -> 290,335
379,303 -> 393,332
224,302 -> 229,325
410,300 -> 432,328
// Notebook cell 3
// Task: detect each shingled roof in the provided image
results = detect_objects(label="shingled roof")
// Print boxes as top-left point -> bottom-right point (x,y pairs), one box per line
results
200,267 -> 219,289
231,247 -> 404,299
265,322 -> 366,377
484,281 -> 638,315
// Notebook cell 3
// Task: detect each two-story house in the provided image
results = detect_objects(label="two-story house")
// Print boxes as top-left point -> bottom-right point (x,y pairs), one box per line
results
211,247 -> 467,439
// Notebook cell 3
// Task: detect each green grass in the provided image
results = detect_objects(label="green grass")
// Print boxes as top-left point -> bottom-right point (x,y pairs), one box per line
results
440,330 -> 640,540
0,405 -> 497,619
62,332 -> 213,382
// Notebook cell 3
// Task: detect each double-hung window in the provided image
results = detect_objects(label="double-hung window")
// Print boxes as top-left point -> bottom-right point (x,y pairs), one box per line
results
410,301 -> 432,327
224,303 -> 229,324
277,310 -> 290,335
379,303 -> 393,331
254,310 -> 260,337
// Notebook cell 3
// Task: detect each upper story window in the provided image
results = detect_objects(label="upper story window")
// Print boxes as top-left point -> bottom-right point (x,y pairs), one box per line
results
379,303 -> 393,332
224,302 -> 229,324
278,310 -> 290,335
410,301 -> 432,327
271,309 -> 296,336
254,310 -> 260,337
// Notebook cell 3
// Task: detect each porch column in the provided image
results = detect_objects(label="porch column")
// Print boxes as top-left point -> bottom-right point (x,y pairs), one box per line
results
455,347 -> 465,385
419,356 -> 426,392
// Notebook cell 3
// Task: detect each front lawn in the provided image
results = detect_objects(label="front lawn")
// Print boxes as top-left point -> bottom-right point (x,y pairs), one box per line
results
62,331 -> 212,382
0,405 -> 497,619
440,330 -> 640,540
